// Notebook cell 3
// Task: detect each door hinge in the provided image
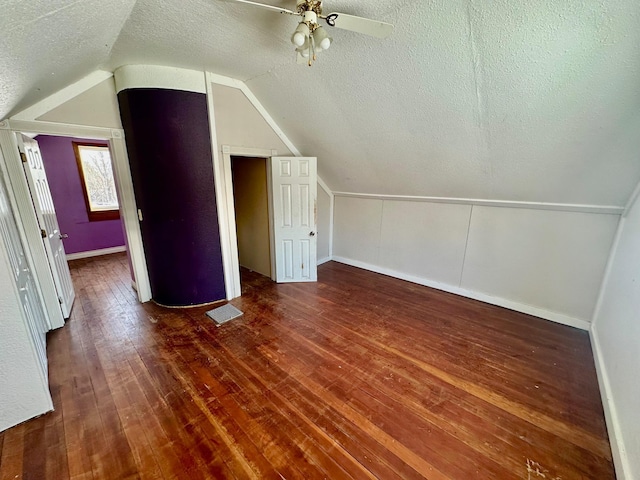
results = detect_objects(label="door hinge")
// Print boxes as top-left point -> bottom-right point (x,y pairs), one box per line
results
58,296 -> 63,305
19,152 -> 27,163
40,228 -> 47,238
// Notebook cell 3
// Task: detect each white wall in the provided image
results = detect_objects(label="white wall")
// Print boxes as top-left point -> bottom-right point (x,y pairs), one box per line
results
333,196 -> 619,327
317,187 -> 331,262
211,84 -> 292,155
35,78 -> 123,129
462,206 -> 619,321
592,191 -> 640,479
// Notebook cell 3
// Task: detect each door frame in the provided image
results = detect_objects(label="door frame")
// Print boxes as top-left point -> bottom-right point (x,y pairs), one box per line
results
230,154 -> 275,281
0,119 -> 152,325
216,145 -> 277,299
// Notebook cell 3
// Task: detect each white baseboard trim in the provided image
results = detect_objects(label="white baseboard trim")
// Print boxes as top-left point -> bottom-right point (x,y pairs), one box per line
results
66,245 -> 126,261
317,256 -> 332,266
331,255 -> 590,331
590,328 -> 631,479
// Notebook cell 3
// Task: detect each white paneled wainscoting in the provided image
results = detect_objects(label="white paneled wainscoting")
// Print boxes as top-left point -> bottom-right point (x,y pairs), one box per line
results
331,194 -> 621,330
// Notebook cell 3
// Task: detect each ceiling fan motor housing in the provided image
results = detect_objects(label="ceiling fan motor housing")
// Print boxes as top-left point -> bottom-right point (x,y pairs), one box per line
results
302,10 -> 318,26
297,0 -> 322,15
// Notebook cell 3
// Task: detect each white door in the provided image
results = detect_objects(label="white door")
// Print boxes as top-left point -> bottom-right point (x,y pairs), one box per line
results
17,134 -> 75,318
0,164 -> 49,373
271,156 -> 317,283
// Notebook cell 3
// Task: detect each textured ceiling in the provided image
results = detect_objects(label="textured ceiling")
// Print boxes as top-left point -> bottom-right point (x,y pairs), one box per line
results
2,0 -> 640,205
0,0 -> 136,117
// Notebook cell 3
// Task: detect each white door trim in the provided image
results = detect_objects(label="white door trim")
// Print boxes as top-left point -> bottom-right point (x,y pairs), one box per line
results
0,119 -> 152,308
317,176 -> 334,259
7,119 -> 117,140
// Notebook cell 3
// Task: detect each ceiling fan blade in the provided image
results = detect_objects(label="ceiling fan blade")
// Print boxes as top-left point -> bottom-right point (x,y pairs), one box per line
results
324,12 -> 394,38
222,0 -> 298,15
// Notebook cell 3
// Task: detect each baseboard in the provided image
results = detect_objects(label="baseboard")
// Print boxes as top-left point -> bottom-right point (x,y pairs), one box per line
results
65,245 -> 126,261
331,256 -> 590,331
317,256 -> 332,266
590,327 -> 631,479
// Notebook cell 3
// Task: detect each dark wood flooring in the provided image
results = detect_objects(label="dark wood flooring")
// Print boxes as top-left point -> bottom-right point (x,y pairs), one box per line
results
0,253 -> 614,479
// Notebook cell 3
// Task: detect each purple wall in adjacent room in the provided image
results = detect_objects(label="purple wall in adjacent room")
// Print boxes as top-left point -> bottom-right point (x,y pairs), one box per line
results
36,135 -> 125,255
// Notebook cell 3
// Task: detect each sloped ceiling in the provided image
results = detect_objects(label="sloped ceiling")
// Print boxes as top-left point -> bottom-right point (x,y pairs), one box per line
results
0,0 -> 136,117
2,0 -> 639,205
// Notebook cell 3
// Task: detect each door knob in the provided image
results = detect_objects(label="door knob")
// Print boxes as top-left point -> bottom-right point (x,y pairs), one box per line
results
309,231 -> 316,237
59,233 -> 69,239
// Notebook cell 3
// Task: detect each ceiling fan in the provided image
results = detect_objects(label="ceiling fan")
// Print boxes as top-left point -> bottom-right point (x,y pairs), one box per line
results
224,0 -> 394,66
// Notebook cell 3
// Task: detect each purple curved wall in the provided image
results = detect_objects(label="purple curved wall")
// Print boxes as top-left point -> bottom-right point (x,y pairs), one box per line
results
118,88 -> 226,306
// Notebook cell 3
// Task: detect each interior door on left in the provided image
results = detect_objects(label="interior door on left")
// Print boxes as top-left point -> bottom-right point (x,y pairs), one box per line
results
0,157 -> 49,372
18,134 -> 75,319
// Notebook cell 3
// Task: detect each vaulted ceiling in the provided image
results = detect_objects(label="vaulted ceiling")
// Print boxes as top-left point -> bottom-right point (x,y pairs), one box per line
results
2,0 -> 639,205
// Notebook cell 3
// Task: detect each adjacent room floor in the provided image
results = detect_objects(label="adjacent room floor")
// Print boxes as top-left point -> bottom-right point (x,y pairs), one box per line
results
0,253 -> 614,479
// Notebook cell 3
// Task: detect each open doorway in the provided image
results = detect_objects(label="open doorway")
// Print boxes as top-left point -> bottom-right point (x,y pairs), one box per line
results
217,147 -> 318,299
230,156 -> 273,285
14,131 -> 133,321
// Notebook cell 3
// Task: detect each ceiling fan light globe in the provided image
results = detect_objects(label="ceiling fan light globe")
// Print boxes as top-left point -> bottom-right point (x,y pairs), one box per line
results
295,45 -> 310,57
300,49 -> 310,58
291,22 -> 310,47
293,32 -> 306,47
319,37 -> 332,50
312,26 -> 332,51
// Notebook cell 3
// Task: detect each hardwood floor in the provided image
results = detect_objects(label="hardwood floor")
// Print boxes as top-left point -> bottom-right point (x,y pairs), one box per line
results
0,253 -> 614,479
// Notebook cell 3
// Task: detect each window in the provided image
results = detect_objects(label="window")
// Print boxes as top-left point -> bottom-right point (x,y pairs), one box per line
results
72,142 -> 120,221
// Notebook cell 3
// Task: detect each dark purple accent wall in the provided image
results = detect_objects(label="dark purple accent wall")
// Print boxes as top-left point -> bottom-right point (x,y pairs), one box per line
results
117,88 -> 226,306
36,135 -> 125,255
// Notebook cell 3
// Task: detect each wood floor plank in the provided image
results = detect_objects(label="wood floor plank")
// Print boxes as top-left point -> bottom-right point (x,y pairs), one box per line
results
123,318 -> 254,479
260,281 -> 610,460
178,317 -> 376,480
0,254 -> 615,479
172,340 -> 332,479
258,295 -> 613,478
262,320 -> 520,475
255,329 -> 502,479
0,424 -> 25,480
280,279 -> 606,439
94,285 -> 242,479
22,415 -> 47,480
205,323 -> 422,479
